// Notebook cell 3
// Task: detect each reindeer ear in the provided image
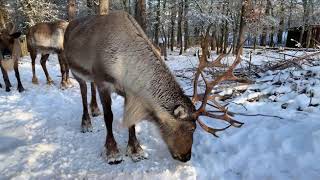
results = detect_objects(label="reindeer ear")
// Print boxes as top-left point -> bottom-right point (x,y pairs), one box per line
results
10,32 -> 21,39
174,105 -> 188,119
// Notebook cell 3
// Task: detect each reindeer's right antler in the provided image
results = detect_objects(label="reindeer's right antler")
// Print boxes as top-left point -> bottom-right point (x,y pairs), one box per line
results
192,28 -> 246,137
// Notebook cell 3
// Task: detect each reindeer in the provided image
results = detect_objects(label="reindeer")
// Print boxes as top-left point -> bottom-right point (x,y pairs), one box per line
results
26,20 -> 70,87
0,24 -> 24,92
27,20 -> 101,115
63,11 -> 244,164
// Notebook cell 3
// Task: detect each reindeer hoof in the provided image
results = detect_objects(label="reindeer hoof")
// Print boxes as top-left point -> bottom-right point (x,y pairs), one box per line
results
47,79 -> 54,85
91,107 -> 101,117
32,77 -> 39,84
81,124 -> 93,133
60,81 -> 68,90
5,87 -> 10,92
102,148 -> 123,165
18,86 -> 25,93
126,144 -> 148,162
107,152 -> 123,165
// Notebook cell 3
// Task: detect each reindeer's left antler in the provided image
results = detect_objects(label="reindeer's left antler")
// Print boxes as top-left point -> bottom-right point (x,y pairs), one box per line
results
192,27 -> 246,137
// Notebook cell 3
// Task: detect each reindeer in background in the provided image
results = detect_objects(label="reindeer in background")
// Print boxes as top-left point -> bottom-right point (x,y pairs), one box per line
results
26,20 -> 70,88
0,23 -> 24,92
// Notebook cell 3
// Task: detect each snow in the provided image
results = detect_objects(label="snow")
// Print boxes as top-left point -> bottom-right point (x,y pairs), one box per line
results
1,51 -> 320,179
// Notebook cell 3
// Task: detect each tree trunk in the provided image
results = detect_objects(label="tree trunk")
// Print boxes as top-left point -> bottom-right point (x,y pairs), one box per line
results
223,21 -> 228,54
183,0 -> 189,51
306,0 -> 314,48
232,14 -> 240,54
277,0 -> 284,45
99,0 -> 109,15
299,0 -> 309,46
170,2 -> 177,51
270,28 -> 274,47
287,0 -> 293,29
0,6 -> 6,29
87,0 -> 93,15
261,0 -> 271,46
135,0 -> 147,32
154,0 -> 161,45
177,0 -> 183,55
68,0 -> 76,21
210,30 -> 216,52
236,0 -> 246,55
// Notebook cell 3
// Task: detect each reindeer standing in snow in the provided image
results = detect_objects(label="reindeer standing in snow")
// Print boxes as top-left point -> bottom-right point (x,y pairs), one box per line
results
64,11 -> 243,164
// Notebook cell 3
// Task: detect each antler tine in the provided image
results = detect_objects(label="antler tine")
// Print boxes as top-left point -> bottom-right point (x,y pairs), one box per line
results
197,118 -> 232,138
202,111 -> 244,128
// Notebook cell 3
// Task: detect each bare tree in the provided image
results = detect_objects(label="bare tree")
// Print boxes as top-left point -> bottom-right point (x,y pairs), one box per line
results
236,0 -> 247,55
154,0 -> 161,45
135,0 -> 147,31
177,0 -> 183,55
99,0 -> 109,15
277,0 -> 285,46
183,0 -> 189,51
170,1 -> 177,51
68,0 -> 76,21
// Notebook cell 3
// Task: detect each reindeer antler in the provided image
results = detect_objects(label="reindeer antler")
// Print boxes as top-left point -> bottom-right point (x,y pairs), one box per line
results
193,30 -> 246,137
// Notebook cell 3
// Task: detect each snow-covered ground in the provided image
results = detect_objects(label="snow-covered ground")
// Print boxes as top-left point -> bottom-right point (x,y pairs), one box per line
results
1,50 -> 320,180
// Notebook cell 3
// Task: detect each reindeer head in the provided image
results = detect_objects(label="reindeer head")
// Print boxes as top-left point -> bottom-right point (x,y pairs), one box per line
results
158,27 -> 246,163
154,98 -> 197,162
0,23 -> 21,60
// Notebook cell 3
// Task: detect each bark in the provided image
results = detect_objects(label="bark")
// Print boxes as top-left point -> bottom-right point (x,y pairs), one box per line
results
261,0 -> 271,46
287,0 -> 294,28
154,0 -> 161,45
170,2 -> 177,51
232,14 -> 240,54
223,21 -> 228,54
99,0 -> 109,15
0,6 -> 6,29
236,0 -> 246,55
183,0 -> 189,51
135,0 -> 147,32
277,0 -> 285,45
306,0 -> 314,48
210,30 -> 216,52
68,0 -> 76,21
299,0 -> 309,46
177,0 -> 183,55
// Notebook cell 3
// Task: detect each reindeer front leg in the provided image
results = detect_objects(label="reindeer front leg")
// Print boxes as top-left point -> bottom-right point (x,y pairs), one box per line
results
97,83 -> 122,164
127,125 -> 147,162
0,63 -> 12,92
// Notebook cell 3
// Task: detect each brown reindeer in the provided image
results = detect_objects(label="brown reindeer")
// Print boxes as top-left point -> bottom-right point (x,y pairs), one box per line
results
27,20 -> 101,118
0,25 -> 24,92
27,20 -> 70,87
63,11 -> 243,164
